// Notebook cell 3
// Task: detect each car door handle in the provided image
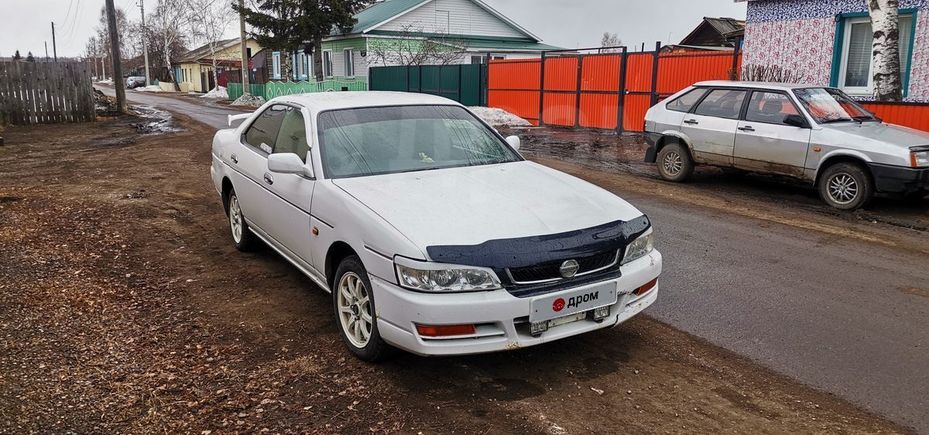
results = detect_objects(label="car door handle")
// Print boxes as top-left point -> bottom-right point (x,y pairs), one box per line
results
230,153 -> 238,164
263,173 -> 274,185
738,126 -> 755,132
683,119 -> 699,125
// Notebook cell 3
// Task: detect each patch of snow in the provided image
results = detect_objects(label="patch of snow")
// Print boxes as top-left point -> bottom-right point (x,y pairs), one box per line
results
201,86 -> 229,100
468,106 -> 531,127
96,79 -> 113,85
134,85 -> 164,93
231,94 -> 265,107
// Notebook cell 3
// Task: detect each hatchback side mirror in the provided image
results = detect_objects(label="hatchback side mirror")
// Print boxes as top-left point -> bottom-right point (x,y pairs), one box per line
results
784,114 -> 809,128
506,135 -> 521,151
268,153 -> 314,178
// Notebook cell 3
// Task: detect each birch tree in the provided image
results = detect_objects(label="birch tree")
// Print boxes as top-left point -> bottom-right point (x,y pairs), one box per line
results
868,0 -> 903,101
190,0 -> 234,90
151,0 -> 193,88
367,25 -> 467,66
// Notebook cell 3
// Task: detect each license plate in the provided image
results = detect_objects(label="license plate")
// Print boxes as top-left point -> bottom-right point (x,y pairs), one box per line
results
530,282 -> 618,323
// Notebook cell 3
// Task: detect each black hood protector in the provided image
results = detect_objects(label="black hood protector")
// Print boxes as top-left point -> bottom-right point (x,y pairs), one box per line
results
426,215 -> 651,269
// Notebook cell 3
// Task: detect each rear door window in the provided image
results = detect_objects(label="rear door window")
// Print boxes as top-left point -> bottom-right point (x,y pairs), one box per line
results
693,89 -> 748,120
666,88 -> 708,113
745,91 -> 801,125
244,105 -> 287,154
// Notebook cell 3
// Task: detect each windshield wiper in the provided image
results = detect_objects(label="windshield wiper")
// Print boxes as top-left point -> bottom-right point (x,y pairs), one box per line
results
852,115 -> 878,122
819,117 -> 854,124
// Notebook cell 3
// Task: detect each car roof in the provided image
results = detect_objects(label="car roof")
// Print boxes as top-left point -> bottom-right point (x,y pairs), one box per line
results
693,80 -> 816,91
273,91 -> 462,113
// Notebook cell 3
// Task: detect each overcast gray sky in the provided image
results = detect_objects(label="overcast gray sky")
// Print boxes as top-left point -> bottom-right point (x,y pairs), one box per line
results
0,0 -> 746,58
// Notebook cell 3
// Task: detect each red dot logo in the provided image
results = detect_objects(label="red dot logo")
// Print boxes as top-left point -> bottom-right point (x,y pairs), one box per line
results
552,298 -> 566,312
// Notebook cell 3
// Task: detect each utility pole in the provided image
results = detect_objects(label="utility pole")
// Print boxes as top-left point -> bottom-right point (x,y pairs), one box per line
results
51,22 -> 58,61
45,41 -> 49,61
105,0 -> 128,113
238,0 -> 250,97
138,0 -> 151,86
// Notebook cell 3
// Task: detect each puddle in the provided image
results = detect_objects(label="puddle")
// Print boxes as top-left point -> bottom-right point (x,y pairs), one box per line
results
131,105 -> 180,134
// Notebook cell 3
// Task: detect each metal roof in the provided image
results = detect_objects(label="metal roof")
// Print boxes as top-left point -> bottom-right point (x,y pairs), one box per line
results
177,38 -> 244,63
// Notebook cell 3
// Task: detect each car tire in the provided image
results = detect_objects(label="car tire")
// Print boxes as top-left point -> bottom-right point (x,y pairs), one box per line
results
226,190 -> 257,251
817,162 -> 874,211
332,255 -> 392,362
656,142 -> 694,182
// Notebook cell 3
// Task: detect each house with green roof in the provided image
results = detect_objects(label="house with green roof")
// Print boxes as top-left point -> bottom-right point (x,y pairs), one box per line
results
274,0 -> 560,82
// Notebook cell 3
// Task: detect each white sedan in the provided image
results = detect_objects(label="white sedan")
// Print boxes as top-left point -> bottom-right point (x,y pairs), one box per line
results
210,92 -> 662,361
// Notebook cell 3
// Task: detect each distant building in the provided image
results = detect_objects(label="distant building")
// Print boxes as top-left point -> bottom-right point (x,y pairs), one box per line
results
662,17 -> 745,53
174,38 -> 262,92
266,0 -> 561,81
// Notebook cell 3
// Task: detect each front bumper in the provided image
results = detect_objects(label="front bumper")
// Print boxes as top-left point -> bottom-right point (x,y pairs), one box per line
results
868,163 -> 929,195
372,250 -> 662,356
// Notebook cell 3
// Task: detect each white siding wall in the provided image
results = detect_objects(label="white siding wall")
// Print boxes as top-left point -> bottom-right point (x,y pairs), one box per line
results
328,48 -> 367,77
377,0 -> 526,39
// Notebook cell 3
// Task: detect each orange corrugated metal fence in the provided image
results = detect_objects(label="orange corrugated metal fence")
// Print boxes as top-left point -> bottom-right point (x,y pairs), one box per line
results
861,102 -> 929,132
487,49 -> 740,133
487,50 -> 929,133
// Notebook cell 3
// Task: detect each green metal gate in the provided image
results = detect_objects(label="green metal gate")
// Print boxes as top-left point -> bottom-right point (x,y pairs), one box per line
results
369,64 -> 487,106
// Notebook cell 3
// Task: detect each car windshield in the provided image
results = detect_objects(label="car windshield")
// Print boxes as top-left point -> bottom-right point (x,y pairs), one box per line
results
317,105 -> 522,179
792,88 -> 877,124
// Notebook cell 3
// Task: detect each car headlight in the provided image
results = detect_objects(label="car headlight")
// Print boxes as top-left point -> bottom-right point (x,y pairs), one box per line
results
394,256 -> 502,292
621,228 -> 654,265
911,150 -> 929,168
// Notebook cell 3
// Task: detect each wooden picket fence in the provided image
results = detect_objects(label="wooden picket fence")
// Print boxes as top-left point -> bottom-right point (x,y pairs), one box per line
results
0,61 -> 95,126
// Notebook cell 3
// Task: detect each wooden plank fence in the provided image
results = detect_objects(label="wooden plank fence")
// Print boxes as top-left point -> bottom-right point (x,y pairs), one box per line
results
0,61 -> 95,126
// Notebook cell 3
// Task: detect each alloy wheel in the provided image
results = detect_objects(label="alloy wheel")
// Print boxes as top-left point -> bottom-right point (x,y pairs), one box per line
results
229,195 -> 243,243
337,272 -> 373,348
827,173 -> 859,205
662,151 -> 683,176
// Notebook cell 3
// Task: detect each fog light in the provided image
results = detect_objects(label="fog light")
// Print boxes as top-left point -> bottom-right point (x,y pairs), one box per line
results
416,323 -> 476,337
593,305 -> 610,321
530,321 -> 548,337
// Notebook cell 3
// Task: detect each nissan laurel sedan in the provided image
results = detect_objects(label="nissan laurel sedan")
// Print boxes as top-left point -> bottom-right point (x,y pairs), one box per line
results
644,81 -> 929,210
211,92 -> 662,361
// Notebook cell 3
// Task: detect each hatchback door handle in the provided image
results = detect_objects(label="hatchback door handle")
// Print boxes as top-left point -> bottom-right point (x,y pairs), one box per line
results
263,173 -> 274,185
738,126 -> 755,132
683,119 -> 699,125
230,154 -> 238,164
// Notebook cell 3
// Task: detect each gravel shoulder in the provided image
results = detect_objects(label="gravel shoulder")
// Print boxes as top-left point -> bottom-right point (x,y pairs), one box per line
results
0,116 -> 911,433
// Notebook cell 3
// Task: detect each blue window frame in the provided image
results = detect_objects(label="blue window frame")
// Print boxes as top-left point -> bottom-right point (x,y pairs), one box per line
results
830,9 -> 918,97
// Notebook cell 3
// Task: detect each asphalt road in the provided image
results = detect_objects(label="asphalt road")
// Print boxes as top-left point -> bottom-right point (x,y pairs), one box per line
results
104,87 -> 929,432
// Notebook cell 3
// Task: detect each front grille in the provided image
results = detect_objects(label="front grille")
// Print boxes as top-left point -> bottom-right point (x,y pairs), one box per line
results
507,250 -> 619,284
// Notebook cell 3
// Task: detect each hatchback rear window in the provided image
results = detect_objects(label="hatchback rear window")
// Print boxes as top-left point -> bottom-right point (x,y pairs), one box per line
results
666,88 -> 708,113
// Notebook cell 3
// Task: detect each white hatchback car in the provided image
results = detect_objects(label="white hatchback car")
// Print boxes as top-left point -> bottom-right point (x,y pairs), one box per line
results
645,81 -> 929,210
211,92 -> 662,361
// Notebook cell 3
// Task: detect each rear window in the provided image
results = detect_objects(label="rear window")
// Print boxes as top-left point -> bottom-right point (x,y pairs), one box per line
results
666,88 -> 708,113
693,89 -> 748,120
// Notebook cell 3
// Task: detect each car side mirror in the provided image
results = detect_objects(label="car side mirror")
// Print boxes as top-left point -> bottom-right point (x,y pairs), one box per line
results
784,114 -> 809,128
506,135 -> 521,151
268,153 -> 314,178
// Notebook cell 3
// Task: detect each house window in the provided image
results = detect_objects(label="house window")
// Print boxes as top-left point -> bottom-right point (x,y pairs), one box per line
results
271,51 -> 282,80
471,55 -> 485,64
296,50 -> 306,80
323,51 -> 333,77
837,14 -> 914,95
344,49 -> 355,77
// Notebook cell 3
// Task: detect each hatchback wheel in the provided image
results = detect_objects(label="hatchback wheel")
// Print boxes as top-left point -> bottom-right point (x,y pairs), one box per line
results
818,163 -> 873,210
227,190 -> 257,251
656,142 -> 694,182
333,255 -> 391,361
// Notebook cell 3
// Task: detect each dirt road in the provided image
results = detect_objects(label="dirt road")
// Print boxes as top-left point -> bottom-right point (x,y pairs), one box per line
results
101,88 -> 929,431
0,114 -> 908,433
